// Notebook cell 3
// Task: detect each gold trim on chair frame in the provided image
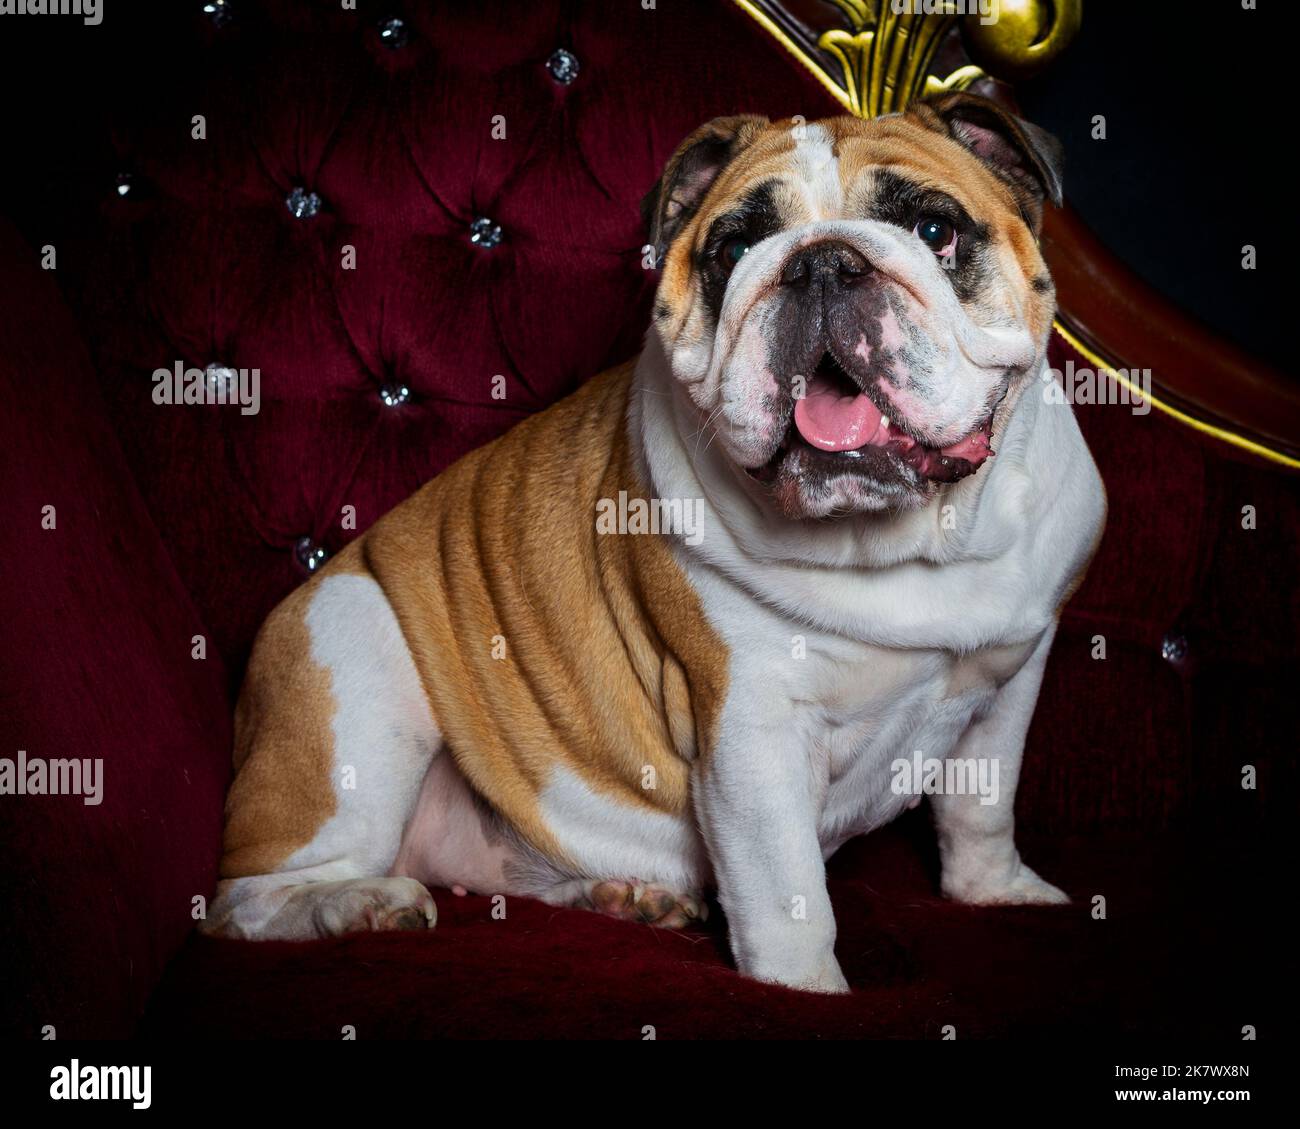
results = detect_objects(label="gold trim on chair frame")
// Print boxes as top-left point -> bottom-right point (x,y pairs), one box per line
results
818,0 -> 983,117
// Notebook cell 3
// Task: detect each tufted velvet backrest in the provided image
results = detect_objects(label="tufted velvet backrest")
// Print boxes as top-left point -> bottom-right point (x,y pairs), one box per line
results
36,1 -> 830,677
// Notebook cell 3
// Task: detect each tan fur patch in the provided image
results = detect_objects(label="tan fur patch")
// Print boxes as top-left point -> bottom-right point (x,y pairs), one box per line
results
220,577 -> 342,879
358,363 -> 730,867
220,370 -> 728,877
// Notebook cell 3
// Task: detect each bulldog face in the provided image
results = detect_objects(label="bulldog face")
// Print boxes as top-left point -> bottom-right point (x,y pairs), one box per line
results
645,93 -> 1063,519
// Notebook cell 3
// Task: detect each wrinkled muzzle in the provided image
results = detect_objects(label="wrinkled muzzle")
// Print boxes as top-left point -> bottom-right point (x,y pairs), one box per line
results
691,220 -> 1037,488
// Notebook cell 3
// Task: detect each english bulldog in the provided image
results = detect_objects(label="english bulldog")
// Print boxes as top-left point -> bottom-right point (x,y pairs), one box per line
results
205,92 -> 1105,994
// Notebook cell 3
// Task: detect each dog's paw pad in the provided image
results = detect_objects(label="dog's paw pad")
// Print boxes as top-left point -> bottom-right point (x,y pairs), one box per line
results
319,877 -> 437,935
374,904 -> 435,932
588,880 -> 708,929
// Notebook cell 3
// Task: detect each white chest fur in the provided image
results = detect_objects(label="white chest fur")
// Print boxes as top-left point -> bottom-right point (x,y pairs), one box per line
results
680,557 -> 1038,859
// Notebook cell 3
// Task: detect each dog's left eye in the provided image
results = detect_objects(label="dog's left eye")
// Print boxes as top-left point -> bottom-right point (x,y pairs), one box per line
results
719,237 -> 751,271
914,216 -> 957,257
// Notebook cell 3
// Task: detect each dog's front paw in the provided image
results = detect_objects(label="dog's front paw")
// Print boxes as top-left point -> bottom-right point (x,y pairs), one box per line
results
943,861 -> 1069,906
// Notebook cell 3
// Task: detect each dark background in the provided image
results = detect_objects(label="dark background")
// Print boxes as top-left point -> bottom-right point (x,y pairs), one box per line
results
0,0 -> 1288,371
1018,0 -> 1287,371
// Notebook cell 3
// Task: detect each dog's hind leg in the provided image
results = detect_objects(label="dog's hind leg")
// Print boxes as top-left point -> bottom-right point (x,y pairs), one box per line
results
203,566 -> 442,941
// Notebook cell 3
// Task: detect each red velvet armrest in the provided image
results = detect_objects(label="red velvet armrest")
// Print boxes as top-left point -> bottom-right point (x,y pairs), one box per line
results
0,221 -> 231,1037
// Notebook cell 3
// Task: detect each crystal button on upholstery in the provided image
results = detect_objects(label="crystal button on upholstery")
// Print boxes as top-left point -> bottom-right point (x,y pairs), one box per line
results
294,537 -> 329,574
547,48 -> 580,84
469,216 -> 503,249
285,187 -> 322,219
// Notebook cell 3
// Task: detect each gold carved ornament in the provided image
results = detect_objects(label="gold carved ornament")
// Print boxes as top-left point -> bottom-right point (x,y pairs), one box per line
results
733,0 -> 1082,119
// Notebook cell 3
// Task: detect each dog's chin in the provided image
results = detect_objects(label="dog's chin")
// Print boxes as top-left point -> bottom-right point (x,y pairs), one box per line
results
744,432 -> 933,519
722,347 -> 999,521
739,407 -> 996,521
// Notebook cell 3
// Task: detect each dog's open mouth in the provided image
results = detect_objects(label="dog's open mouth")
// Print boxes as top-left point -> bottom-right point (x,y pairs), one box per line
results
749,352 -> 994,486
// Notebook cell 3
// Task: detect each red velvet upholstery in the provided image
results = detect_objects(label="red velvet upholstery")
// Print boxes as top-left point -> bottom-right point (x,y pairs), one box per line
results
1,1 -> 1291,1039
0,220 -> 231,1039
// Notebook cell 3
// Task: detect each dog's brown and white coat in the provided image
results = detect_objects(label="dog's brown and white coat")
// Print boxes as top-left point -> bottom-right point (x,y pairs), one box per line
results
206,94 -> 1105,993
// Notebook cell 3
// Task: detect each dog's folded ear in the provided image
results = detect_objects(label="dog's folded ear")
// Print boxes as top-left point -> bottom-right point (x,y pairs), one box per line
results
642,115 -> 769,263
911,91 -> 1063,230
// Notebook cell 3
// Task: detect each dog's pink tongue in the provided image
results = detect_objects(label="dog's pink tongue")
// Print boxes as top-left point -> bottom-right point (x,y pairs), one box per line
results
794,374 -> 883,451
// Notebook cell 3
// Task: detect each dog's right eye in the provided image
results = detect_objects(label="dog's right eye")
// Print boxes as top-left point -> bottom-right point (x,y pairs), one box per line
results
914,216 -> 957,259
719,237 -> 751,272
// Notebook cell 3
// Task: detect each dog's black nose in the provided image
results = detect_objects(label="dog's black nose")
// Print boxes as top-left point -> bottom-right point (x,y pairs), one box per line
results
780,240 -> 871,289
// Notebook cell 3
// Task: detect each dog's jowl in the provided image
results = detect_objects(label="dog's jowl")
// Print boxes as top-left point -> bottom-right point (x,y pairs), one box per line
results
205,93 -> 1106,994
